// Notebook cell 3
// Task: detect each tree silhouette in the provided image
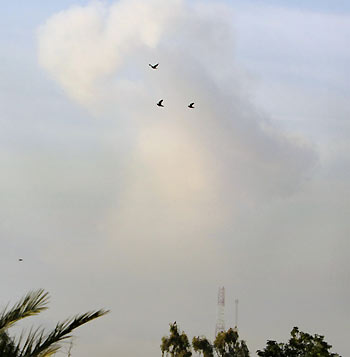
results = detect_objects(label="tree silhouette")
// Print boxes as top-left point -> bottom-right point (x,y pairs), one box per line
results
257,327 -> 341,357
0,289 -> 109,356
214,328 -> 250,357
192,336 -> 214,357
161,323 -> 249,357
161,322 -> 192,357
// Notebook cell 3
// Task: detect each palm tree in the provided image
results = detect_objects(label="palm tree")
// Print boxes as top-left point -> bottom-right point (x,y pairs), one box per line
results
0,289 -> 109,356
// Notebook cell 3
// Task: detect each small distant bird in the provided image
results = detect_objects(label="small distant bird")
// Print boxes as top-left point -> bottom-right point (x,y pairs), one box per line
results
157,99 -> 164,107
188,102 -> 195,108
149,63 -> 159,69
18,259 -> 23,262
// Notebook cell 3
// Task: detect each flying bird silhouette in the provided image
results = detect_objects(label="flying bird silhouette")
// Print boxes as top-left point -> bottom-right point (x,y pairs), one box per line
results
188,102 -> 195,108
157,99 -> 164,107
149,63 -> 159,69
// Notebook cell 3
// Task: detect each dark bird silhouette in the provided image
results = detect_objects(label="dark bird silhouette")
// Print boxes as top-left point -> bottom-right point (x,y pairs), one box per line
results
188,102 -> 195,108
149,63 -> 159,69
157,99 -> 164,107
18,259 -> 23,262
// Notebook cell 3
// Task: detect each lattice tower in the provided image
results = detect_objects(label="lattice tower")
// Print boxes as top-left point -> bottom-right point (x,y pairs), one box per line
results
215,286 -> 225,337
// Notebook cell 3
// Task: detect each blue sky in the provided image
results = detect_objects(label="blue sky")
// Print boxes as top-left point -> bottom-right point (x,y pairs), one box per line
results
2,0 -> 350,25
234,0 -> 350,12
2,0 -> 350,49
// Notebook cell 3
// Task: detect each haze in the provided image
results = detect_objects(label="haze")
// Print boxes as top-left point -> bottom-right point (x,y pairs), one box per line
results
1,0 -> 349,356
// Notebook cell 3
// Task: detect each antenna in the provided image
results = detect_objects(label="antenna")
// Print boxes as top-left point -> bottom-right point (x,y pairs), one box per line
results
215,287 -> 225,337
235,299 -> 239,329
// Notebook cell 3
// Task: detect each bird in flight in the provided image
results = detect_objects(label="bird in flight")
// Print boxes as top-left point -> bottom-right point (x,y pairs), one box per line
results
149,63 -> 159,69
157,99 -> 164,107
188,102 -> 195,108
18,258 -> 23,262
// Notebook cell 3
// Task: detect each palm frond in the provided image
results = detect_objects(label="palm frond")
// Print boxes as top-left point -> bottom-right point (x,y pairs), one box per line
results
18,326 -> 45,356
0,331 -> 18,357
0,290 -> 49,333
20,309 -> 109,357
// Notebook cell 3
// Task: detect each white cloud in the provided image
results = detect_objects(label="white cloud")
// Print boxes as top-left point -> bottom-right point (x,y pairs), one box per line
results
38,0 -> 317,279
37,0 -> 317,298
37,0 -> 316,199
38,0 -> 183,106
33,1 -> 350,356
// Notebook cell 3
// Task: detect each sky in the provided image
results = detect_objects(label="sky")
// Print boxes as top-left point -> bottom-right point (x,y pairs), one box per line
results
1,0 -> 349,356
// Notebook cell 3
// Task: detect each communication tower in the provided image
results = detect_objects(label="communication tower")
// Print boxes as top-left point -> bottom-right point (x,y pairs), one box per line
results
215,286 -> 225,337
234,299 -> 239,331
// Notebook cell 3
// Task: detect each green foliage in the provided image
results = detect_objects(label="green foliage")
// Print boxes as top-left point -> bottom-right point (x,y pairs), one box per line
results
214,328 -> 250,357
0,289 -> 109,357
161,323 -> 249,357
192,336 -> 214,357
0,290 -> 49,333
161,322 -> 192,357
162,323 -> 341,357
257,327 -> 341,357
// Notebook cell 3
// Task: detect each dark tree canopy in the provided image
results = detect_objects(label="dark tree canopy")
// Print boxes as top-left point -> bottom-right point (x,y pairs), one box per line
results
161,323 -> 249,357
214,328 -> 250,357
161,322 -> 192,357
192,336 -> 214,357
257,327 -> 341,357
161,323 -> 341,357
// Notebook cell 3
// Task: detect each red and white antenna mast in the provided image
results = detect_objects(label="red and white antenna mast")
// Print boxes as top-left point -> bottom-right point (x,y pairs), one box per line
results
215,286 -> 225,337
